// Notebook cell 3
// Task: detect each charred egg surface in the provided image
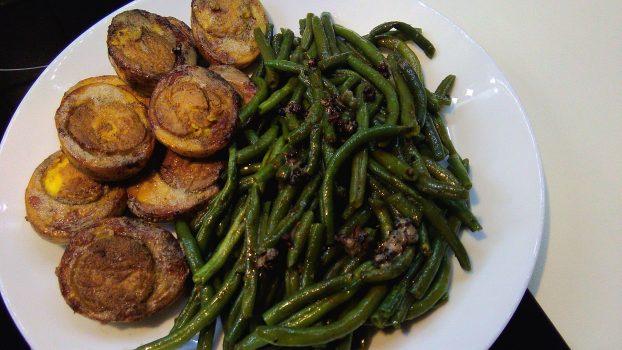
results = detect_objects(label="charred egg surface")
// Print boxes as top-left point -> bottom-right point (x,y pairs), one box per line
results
55,77 -> 155,181
127,150 -> 223,222
25,151 -> 126,244
57,217 -> 189,323
107,9 -> 198,96
191,0 -> 268,68
149,65 -> 240,158
209,65 -> 257,104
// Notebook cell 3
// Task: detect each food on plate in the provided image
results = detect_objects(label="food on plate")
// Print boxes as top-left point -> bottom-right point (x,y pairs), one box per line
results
127,149 -> 224,222
24,151 -> 126,244
55,76 -> 155,181
148,65 -> 240,158
107,9 -> 198,96
138,11 -> 483,350
191,0 -> 268,68
56,217 -> 189,323
209,65 -> 257,104
22,0 -> 485,346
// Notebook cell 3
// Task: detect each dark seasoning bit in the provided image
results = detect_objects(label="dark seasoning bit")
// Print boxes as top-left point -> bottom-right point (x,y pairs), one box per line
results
337,225 -> 374,257
374,218 -> 418,267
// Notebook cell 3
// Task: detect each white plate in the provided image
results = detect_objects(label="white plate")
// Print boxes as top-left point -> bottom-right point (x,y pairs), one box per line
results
0,0 -> 545,349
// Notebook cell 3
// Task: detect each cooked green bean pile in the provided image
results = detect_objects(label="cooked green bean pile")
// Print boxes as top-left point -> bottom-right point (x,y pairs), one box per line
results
137,12 -> 482,350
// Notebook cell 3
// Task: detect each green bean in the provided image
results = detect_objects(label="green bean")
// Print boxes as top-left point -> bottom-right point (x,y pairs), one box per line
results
387,53 -> 419,135
347,86 -> 370,212
376,35 -> 423,82
324,255 -> 350,280
301,13 -> 314,50
435,74 -> 456,97
321,12 -> 340,55
240,163 -> 261,176
287,210 -> 314,268
334,24 -> 385,67
170,286 -> 201,333
439,199 -> 483,231
311,15 -> 331,60
318,52 -> 350,70
241,187 -> 260,319
262,273 -> 355,325
323,76 -> 340,96
396,55 -> 428,128
360,247 -> 415,282
262,176 -> 321,249
303,126 -> 321,176
301,224 -> 325,288
410,237 -> 448,299
193,197 -> 249,285
346,55 -> 399,125
137,258 -> 244,350
263,59 -> 305,74
321,124 -> 408,242
239,76 -> 269,124
237,123 -> 279,165
288,100 -> 323,145
370,252 -> 424,328
237,286 -> 360,350
338,75 -> 362,94
175,221 -> 204,275
271,33 -> 283,55
197,145 -> 238,252
244,130 -> 259,145
320,243 -> 339,267
276,29 -> 294,61
321,113 -> 337,144
368,161 -> 470,269
255,285 -> 387,347
406,257 -> 451,320
384,192 -> 423,224
418,220 -> 432,256
416,176 -> 469,200
447,153 -> 472,189
394,22 -> 435,58
368,193 -> 394,240
196,320 -> 215,350
258,77 -> 299,115
423,157 -> 461,187
253,27 -> 279,89
337,206 -> 372,238
371,150 -> 418,182
422,118 -> 447,161
267,184 -> 298,232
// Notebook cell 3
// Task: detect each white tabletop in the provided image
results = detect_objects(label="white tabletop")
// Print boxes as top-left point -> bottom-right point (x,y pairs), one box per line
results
425,1 -> 622,348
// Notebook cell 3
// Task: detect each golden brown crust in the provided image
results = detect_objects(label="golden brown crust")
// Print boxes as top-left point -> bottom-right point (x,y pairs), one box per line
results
107,9 -> 198,96
56,217 -> 189,323
166,16 -> 195,46
148,65 -> 240,158
24,151 -> 126,244
127,150 -> 223,222
191,0 -> 268,68
209,65 -> 257,104
55,77 -> 155,181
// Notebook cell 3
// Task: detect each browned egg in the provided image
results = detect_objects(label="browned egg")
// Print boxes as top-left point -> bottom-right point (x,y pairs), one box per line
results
191,0 -> 268,68
209,64 -> 257,104
127,149 -> 223,222
56,217 -> 189,323
107,9 -> 198,96
24,151 -> 126,244
148,65 -> 240,158
55,76 -> 155,181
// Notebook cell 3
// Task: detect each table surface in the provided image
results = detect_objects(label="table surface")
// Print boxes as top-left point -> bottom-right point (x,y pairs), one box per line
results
425,1 -> 622,349
2,0 -> 619,349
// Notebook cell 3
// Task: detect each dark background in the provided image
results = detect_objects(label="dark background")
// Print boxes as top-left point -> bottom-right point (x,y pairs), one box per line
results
0,0 -> 569,348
